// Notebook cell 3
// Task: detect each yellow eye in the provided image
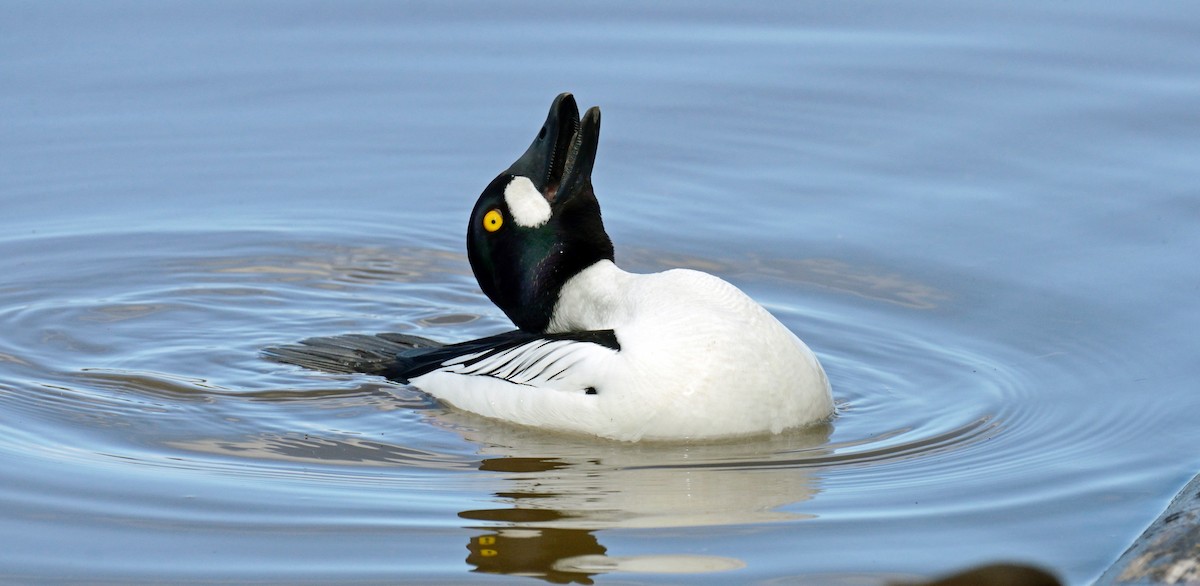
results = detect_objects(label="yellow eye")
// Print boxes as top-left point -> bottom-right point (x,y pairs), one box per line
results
483,209 -> 503,232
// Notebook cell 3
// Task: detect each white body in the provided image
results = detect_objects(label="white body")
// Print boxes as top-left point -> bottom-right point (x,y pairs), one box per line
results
412,260 -> 833,441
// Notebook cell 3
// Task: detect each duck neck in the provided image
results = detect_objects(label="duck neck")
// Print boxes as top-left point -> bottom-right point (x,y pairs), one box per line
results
546,259 -> 627,333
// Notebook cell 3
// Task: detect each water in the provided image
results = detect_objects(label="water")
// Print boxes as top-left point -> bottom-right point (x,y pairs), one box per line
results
2,2 -> 1199,584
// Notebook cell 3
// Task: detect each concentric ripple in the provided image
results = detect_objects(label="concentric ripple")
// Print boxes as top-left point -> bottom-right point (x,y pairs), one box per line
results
0,229 -> 1167,582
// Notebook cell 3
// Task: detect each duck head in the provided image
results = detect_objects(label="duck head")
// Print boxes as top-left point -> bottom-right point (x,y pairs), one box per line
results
467,93 -> 613,333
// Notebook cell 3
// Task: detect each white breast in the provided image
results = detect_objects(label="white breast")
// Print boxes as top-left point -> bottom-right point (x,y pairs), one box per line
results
546,260 -> 833,440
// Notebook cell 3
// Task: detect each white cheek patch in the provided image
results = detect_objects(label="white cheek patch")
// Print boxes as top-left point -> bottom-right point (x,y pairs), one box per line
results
504,176 -> 552,228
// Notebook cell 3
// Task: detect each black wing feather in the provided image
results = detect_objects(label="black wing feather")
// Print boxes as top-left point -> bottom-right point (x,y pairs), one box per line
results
264,329 -> 619,383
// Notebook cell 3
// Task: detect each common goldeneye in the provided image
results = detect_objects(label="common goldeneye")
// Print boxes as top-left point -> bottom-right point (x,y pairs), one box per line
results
267,93 -> 833,441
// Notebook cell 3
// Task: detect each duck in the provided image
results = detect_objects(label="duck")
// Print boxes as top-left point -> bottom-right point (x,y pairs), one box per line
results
266,93 -> 833,441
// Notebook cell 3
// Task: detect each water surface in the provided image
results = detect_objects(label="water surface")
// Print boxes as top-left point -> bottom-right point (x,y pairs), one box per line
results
2,2 -> 1199,584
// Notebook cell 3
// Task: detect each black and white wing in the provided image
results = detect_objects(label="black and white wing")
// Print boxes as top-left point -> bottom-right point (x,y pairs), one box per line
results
264,329 -> 620,393
427,330 -> 620,391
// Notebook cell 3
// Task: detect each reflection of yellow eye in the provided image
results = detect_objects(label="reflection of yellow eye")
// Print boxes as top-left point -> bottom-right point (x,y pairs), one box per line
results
483,209 -> 503,232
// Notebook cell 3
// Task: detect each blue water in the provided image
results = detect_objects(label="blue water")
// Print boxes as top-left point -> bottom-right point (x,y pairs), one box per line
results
2,2 -> 1199,584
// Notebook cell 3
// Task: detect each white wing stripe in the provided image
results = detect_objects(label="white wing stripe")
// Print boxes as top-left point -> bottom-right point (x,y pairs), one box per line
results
435,338 -> 614,388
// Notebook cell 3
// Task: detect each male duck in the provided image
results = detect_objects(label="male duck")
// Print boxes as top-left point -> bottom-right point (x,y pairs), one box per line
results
267,93 -> 833,441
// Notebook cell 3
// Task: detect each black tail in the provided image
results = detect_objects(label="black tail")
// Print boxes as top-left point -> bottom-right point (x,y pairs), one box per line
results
263,332 -> 446,379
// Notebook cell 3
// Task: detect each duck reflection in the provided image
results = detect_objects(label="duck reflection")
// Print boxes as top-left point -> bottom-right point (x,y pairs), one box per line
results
464,526 -> 605,584
162,392 -> 832,582
446,414 -> 833,582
